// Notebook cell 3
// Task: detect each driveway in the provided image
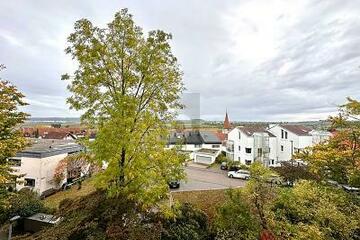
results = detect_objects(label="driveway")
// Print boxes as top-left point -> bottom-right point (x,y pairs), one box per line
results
171,165 -> 247,192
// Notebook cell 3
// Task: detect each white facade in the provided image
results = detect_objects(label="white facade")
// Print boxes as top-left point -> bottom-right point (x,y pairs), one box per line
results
227,127 -> 277,166
267,125 -> 331,163
193,149 -> 220,165
226,125 -> 331,167
12,153 -> 69,195
10,139 -> 83,196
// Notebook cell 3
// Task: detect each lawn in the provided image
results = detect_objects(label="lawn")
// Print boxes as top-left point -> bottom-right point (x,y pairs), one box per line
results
172,189 -> 227,221
43,178 -> 96,209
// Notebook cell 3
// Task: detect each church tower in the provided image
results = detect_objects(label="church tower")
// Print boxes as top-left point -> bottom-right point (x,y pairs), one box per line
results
223,110 -> 231,134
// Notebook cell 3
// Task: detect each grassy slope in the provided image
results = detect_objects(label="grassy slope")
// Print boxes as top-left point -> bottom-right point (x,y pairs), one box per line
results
43,179 -> 96,209
172,189 -> 226,221
44,179 -> 226,221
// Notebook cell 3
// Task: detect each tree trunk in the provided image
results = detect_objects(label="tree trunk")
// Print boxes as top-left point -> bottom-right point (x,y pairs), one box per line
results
119,148 -> 126,186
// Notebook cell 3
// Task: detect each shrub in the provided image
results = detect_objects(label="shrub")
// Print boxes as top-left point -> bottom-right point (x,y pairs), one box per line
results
215,152 -> 229,164
161,203 -> 209,240
0,188 -> 46,224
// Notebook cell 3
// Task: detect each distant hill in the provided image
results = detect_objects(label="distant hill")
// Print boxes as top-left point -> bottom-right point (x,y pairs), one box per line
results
25,117 -> 81,125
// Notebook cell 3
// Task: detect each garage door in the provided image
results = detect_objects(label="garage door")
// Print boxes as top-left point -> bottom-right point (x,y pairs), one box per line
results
195,155 -> 212,164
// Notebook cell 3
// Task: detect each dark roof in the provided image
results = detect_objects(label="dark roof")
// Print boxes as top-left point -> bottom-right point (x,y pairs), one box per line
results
199,131 -> 222,144
16,139 -> 83,158
168,130 -> 221,145
238,126 -> 276,137
280,124 -> 312,136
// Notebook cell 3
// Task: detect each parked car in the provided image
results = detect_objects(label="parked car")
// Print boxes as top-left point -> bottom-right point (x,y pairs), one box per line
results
227,170 -> 250,180
220,162 -> 242,171
168,180 -> 180,189
220,162 -> 227,170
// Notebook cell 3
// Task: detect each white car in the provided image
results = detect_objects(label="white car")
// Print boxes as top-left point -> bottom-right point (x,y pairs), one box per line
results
227,170 -> 250,180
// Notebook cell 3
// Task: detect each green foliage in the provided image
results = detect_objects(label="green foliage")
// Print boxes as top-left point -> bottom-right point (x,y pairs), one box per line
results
0,188 -> 46,224
63,9 -> 185,206
272,180 -> 360,240
0,64 -> 29,188
161,203 -> 209,240
215,189 -> 260,240
215,167 -> 360,240
215,152 -> 229,164
215,163 -> 276,239
297,97 -> 360,187
271,160 -> 317,185
31,191 -> 209,240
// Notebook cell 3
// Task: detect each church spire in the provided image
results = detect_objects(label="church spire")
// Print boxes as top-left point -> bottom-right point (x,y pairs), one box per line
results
224,110 -> 231,130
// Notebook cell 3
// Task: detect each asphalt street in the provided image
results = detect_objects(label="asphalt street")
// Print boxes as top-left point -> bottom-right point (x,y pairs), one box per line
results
171,165 -> 247,192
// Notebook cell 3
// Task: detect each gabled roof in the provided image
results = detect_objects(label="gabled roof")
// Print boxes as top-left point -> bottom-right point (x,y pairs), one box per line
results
199,131 -> 222,144
280,124 -> 312,136
168,130 -> 221,145
238,126 -> 276,137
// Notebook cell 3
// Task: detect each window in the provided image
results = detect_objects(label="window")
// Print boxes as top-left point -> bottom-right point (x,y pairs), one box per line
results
281,129 -> 284,138
239,132 -> 241,139
8,158 -> 21,167
285,131 -> 288,139
281,145 -> 284,151
245,148 -> 252,154
238,146 -> 241,151
212,144 -> 220,148
194,144 -> 202,148
24,178 -> 35,187
245,160 -> 252,165
271,159 -> 275,165
238,157 -> 241,161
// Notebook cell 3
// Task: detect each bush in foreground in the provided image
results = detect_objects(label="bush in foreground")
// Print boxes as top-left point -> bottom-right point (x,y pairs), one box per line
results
0,188 -> 47,225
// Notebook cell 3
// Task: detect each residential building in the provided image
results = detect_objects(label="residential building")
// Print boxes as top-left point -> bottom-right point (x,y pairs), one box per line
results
226,126 -> 277,166
267,124 -> 331,163
166,130 -> 222,160
9,139 -> 83,196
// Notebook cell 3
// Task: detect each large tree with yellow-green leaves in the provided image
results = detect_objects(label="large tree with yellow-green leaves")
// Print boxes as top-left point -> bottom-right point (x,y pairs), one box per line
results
0,64 -> 28,189
62,9 -> 185,205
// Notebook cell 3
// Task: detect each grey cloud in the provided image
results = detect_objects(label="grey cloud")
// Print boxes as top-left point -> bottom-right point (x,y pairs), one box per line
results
0,0 -> 359,120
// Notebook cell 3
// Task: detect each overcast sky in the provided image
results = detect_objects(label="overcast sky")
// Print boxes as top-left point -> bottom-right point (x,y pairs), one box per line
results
1,0 -> 360,121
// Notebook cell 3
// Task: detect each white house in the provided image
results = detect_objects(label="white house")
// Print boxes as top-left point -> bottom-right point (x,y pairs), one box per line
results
226,126 -> 277,166
9,139 -> 83,196
166,130 -> 222,159
267,124 -> 331,163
